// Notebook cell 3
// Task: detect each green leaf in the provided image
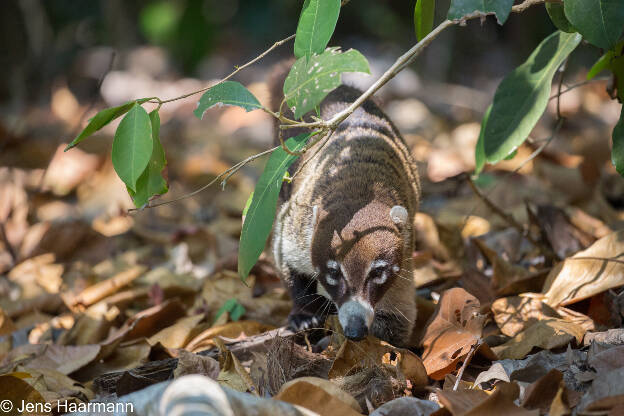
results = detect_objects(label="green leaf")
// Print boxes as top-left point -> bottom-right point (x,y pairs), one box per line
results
414,0 -> 435,41
242,191 -> 254,218
564,0 -> 624,50
474,104 -> 491,175
65,98 -> 151,151
545,2 -> 576,33
214,298 -> 246,324
612,56 -> 624,102
613,107 -> 624,176
294,0 -> 341,59
483,31 -> 581,164
284,48 -> 370,119
238,133 -> 310,280
128,110 -> 168,208
447,0 -> 514,25
112,104 -> 153,192
588,52 -> 615,80
194,81 -> 262,119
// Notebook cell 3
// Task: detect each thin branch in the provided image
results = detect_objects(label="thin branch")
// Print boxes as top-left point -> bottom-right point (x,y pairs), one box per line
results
282,0 -> 545,132
151,34 -> 295,105
133,0 -> 546,211
454,339 -> 482,391
548,77 -> 609,101
129,146 -> 279,212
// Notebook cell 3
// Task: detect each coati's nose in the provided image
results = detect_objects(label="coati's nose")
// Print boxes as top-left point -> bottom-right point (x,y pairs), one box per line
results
344,316 -> 368,340
338,298 -> 375,341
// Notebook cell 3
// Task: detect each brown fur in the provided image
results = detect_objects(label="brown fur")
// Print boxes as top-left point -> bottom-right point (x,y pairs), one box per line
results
269,61 -> 420,346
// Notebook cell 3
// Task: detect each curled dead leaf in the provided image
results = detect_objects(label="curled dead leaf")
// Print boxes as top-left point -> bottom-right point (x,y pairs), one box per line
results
276,377 -> 362,416
492,318 -> 585,360
185,320 -> 275,353
420,287 -> 490,380
492,296 -> 561,337
542,230 -> 624,307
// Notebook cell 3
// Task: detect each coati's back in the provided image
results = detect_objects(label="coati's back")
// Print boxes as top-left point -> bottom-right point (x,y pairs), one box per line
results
269,62 -> 420,346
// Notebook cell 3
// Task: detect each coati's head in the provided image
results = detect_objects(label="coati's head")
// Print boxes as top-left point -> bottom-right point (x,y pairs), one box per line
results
311,201 -> 410,341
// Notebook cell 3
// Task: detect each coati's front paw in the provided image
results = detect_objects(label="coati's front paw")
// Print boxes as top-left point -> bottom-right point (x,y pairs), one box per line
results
288,312 -> 324,331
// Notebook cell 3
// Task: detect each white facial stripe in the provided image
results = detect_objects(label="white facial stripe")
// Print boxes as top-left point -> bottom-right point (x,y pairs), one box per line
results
370,260 -> 388,269
392,265 -> 400,273
372,271 -> 388,285
325,274 -> 338,286
326,260 -> 339,270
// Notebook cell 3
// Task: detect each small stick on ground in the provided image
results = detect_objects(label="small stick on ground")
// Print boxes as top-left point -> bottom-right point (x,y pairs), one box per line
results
453,339 -> 482,391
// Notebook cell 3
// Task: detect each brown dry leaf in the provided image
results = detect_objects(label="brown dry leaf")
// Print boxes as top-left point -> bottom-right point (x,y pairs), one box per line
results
437,382 -> 539,416
492,296 -> 561,337
16,366 -> 92,408
214,337 -> 257,394
8,253 -> 63,297
587,345 -> 624,374
473,239 -> 543,296
521,369 -> 563,414
492,318 -> 585,360
74,339 -> 151,382
198,271 -> 291,327
100,298 -> 187,352
0,372 -> 47,415
420,287 -> 488,380
0,307 -> 16,336
148,314 -> 204,349
65,265 -> 147,309
542,230 -> 624,307
549,383 -> 572,416
555,306 -> 596,332
276,379 -> 362,416
25,344 -> 101,375
185,320 -> 275,353
326,336 -> 427,387
173,349 -> 220,379
578,367 -> 624,414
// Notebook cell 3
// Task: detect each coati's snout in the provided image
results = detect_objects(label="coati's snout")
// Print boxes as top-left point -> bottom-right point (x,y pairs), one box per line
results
313,204 -> 409,341
338,298 -> 373,340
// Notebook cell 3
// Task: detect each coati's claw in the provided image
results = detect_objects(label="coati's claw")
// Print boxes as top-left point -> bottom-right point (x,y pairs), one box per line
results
288,313 -> 322,332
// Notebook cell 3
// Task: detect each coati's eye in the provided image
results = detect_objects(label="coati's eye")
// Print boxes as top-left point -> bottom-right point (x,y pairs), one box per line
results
325,260 -> 341,286
368,260 -> 394,285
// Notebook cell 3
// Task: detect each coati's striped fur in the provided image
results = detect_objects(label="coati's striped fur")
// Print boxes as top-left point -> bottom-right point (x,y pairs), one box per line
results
269,61 -> 420,346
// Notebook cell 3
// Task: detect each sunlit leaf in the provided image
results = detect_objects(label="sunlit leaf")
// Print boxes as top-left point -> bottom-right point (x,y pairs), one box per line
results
294,0 -> 341,59
194,81 -> 262,119
112,103 -> 153,192
238,133 -> 310,280
564,0 -> 624,50
483,31 -> 581,163
65,98 -> 151,151
447,0 -> 514,25
414,0 -> 435,41
128,110 -> 168,208
284,48 -> 369,119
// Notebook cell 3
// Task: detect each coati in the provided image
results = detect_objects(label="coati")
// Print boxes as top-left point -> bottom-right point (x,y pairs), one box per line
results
269,61 -> 420,347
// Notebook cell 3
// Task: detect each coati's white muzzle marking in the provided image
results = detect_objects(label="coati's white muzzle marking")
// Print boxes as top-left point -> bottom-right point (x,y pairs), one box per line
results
338,297 -> 374,330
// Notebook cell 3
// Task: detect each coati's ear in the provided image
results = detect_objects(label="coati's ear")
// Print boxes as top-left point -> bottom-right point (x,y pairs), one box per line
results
390,205 -> 408,226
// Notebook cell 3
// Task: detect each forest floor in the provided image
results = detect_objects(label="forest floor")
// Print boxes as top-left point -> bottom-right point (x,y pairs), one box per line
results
1,48 -> 624,415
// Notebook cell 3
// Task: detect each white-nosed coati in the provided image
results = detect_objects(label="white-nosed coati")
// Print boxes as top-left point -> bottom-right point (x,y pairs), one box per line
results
269,61 -> 420,347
